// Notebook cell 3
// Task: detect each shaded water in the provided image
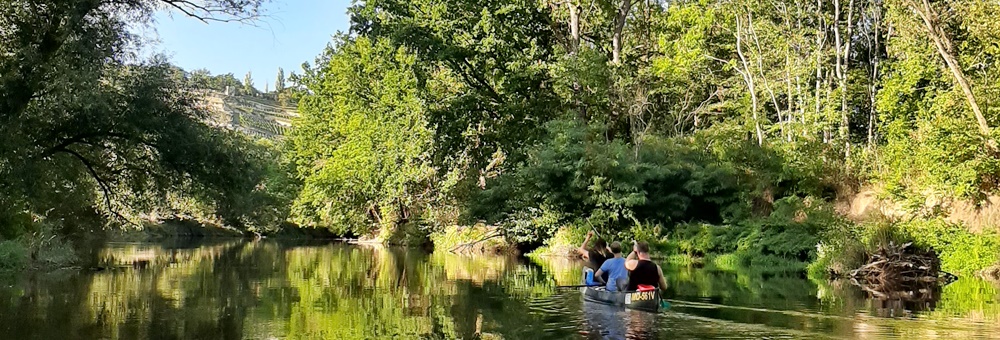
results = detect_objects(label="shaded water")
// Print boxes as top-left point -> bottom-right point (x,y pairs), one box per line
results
1,240 -> 998,339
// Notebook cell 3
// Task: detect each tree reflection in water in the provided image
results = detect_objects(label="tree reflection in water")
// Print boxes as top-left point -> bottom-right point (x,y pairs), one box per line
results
0,241 -> 997,339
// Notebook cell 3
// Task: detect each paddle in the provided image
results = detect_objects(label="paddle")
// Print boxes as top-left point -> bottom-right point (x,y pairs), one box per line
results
586,222 -> 603,239
555,284 -> 602,289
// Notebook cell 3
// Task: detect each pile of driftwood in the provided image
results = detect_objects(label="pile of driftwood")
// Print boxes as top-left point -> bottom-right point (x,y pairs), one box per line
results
849,242 -> 956,293
983,265 -> 1000,282
844,242 -> 960,316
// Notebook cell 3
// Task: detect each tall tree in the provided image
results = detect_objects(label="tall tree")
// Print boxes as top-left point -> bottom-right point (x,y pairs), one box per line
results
611,0 -> 635,65
275,67 -> 286,94
243,71 -> 255,96
0,0 -> 278,232
289,36 -> 433,233
905,0 -> 990,138
350,0 -> 561,182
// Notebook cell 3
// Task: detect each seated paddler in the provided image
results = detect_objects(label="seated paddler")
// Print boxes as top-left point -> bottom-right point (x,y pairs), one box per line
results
625,241 -> 668,293
578,231 -> 609,284
593,241 -> 628,291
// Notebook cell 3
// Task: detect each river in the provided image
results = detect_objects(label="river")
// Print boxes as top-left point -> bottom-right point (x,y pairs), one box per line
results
0,240 -> 997,339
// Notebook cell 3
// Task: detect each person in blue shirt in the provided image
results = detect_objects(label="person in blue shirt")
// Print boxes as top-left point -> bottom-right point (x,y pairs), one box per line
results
594,241 -> 628,292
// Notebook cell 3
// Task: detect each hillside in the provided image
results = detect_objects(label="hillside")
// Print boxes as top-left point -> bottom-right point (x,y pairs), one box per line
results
198,90 -> 298,140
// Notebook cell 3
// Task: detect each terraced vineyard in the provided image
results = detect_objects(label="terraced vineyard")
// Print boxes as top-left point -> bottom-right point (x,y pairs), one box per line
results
199,91 -> 298,140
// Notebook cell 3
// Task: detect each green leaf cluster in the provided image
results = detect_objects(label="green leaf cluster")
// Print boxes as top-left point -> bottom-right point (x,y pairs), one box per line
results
0,0 -> 282,240
288,36 -> 434,235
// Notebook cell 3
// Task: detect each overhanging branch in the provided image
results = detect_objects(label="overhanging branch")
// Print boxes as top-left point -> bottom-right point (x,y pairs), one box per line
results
53,147 -> 132,224
159,0 -> 263,24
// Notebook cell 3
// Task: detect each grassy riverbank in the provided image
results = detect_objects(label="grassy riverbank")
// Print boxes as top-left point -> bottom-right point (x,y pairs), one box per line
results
529,225 -> 808,274
527,195 -> 837,274
528,207 -> 1000,279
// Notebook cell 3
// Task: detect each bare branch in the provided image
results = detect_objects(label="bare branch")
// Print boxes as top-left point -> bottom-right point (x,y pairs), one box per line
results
159,0 -> 265,24
53,147 -> 133,224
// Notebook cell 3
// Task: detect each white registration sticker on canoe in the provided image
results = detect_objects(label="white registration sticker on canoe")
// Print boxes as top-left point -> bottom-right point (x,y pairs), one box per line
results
627,291 -> 655,303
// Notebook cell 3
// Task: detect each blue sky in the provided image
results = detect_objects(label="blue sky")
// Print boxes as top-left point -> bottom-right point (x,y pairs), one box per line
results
148,0 -> 351,91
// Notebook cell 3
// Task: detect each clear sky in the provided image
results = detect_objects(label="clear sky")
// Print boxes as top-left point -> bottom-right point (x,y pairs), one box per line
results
148,0 -> 351,91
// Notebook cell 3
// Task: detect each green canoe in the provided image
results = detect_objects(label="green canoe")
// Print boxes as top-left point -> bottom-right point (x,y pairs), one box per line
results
581,286 -> 663,313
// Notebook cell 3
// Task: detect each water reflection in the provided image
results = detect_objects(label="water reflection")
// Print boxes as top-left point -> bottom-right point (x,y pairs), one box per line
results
0,241 -> 997,339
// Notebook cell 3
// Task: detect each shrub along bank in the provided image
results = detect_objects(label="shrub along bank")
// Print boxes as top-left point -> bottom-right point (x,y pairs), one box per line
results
413,120 -> 1000,279
529,195 -> 839,274
533,212 -> 1000,279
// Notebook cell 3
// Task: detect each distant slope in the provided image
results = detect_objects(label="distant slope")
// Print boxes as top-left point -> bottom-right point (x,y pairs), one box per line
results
197,90 -> 298,140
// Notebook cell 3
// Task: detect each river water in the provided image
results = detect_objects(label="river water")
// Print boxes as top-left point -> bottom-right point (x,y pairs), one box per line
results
1,240 -> 998,339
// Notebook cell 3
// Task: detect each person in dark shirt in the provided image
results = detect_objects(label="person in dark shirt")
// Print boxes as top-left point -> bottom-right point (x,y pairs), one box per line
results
624,241 -> 668,292
578,231 -> 609,282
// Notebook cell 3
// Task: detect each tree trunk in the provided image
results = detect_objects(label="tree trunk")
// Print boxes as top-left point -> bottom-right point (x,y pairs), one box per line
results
909,0 -> 990,137
736,16 -> 764,146
785,51 -> 794,142
569,2 -> 581,53
834,0 -> 844,139
815,0 -> 825,132
825,69 -> 834,143
782,4 -> 795,142
836,0 -> 856,159
612,0 -> 634,65
797,0 -> 808,137
746,7 -> 783,139
798,76 -> 806,137
868,1 -> 882,146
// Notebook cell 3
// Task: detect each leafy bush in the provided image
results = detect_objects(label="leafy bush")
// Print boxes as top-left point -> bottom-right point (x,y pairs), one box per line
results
673,196 -> 841,266
900,218 -> 1000,274
875,64 -> 1000,203
0,240 -> 28,272
288,36 -> 434,236
531,225 -> 589,257
475,120 -> 744,243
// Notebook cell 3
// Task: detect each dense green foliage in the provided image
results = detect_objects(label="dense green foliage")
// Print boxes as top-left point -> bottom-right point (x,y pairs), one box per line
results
7,0 -> 1000,277
0,0 -> 292,267
169,67 -> 246,94
471,120 -> 743,242
288,36 -> 434,235
875,0 -> 1000,202
279,0 -> 1000,273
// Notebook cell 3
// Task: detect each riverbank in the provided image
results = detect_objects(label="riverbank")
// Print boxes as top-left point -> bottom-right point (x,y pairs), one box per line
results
527,205 -> 1000,280
6,199 -> 997,283
0,218 -> 347,273
529,225 -> 807,274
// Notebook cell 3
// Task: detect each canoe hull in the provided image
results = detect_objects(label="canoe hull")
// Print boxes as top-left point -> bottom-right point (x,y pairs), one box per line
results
581,286 -> 661,313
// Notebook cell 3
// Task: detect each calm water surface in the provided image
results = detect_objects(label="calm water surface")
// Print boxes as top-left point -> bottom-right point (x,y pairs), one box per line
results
1,240 -> 999,339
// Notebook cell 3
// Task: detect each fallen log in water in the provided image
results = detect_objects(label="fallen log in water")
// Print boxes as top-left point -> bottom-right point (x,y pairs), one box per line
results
447,228 -> 507,254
